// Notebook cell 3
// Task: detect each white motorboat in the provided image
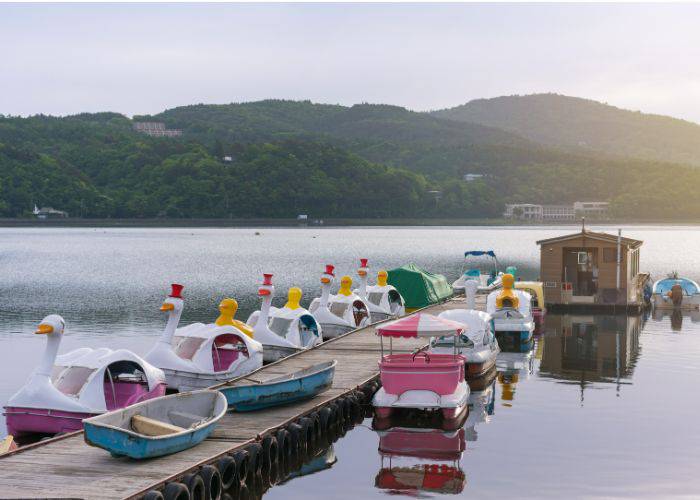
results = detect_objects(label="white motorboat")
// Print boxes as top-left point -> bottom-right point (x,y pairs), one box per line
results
651,275 -> 700,310
452,250 -> 502,294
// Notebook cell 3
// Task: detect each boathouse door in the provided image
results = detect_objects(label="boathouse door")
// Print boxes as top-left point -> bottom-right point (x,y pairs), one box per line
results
563,248 -> 598,299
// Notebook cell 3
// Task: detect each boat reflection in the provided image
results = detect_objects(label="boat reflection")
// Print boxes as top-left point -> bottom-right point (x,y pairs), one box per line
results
539,314 -> 642,393
496,338 -> 536,406
651,307 -> 700,331
372,370 -> 497,495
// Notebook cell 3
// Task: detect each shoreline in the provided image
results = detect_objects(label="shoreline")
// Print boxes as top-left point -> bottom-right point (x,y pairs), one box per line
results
0,217 -> 699,228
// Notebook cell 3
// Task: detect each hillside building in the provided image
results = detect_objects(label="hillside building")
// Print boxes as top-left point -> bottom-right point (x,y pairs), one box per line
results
133,122 -> 183,137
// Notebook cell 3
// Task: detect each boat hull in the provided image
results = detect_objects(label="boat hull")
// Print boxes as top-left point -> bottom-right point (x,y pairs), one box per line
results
163,368 -> 257,392
652,294 -> 700,310
465,356 -> 497,379
4,407 -> 96,436
219,361 -> 336,411
83,391 -> 227,460
369,311 -> 393,323
320,323 -> 354,340
262,345 -> 301,363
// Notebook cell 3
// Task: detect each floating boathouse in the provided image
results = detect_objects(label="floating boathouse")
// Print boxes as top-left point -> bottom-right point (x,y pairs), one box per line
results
537,228 -> 649,312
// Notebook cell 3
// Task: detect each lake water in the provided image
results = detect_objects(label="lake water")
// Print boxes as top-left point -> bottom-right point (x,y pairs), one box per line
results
2,225 -> 700,498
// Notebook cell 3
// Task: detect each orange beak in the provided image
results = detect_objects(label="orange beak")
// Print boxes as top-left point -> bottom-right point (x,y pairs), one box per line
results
258,289 -> 271,296
321,277 -> 331,284
35,324 -> 54,335
358,270 -> 367,276
160,302 -> 175,312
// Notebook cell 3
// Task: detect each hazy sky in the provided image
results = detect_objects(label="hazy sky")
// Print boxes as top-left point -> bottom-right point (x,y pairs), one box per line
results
2,3 -> 700,121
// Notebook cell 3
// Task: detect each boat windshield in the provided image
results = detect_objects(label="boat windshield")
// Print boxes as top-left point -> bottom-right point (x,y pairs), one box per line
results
173,336 -> 206,360
368,292 -> 384,306
655,279 -> 698,295
330,302 -> 349,318
431,333 -> 475,349
269,316 -> 294,337
51,366 -> 97,396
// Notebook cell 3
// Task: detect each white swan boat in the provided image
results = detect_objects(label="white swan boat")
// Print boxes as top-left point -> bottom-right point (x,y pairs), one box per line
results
144,284 -> 263,392
246,273 -> 322,362
4,315 -> 166,437
486,274 -> 535,349
432,309 -> 499,379
310,265 -> 371,339
354,259 -> 406,322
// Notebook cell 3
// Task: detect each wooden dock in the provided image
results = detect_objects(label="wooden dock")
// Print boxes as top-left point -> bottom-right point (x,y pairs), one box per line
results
0,297 -> 482,499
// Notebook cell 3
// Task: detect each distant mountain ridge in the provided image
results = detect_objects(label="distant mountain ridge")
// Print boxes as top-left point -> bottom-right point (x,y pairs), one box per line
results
432,93 -> 700,166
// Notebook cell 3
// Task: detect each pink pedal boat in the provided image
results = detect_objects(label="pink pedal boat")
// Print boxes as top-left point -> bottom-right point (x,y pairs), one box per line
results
372,313 -> 470,426
4,315 -> 166,437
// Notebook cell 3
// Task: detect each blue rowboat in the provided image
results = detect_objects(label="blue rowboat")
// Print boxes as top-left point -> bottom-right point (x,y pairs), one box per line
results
83,390 -> 227,459
216,360 -> 336,411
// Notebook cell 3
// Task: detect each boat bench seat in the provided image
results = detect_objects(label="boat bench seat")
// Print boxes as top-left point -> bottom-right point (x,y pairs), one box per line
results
168,411 -> 209,429
131,415 -> 185,436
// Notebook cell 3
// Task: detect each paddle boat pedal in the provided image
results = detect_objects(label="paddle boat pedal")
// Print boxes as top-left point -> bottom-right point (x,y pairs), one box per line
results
354,259 -> 406,322
372,314 -> 469,428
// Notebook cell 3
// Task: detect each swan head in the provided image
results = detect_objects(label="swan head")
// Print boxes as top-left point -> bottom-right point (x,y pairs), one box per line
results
321,264 -> 335,285
377,270 -> 388,287
258,273 -> 274,297
285,287 -> 302,310
35,314 -> 65,335
160,284 -> 184,314
358,258 -> 369,277
338,275 -> 353,296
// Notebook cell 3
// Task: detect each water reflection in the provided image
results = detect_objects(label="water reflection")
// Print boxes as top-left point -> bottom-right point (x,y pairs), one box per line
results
496,338 -> 536,406
539,315 -> 642,390
651,308 -> 700,332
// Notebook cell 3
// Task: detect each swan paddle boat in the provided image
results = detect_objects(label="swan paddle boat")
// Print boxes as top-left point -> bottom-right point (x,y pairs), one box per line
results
486,273 -> 535,349
452,250 -> 502,294
4,315 -> 166,437
464,379 -> 495,442
144,284 -> 263,392
309,265 -> 371,340
354,259 -> 406,322
246,274 -> 322,362
431,309 -> 499,379
651,275 -> 700,310
372,314 -> 470,427
514,281 -> 546,331
83,390 -> 227,459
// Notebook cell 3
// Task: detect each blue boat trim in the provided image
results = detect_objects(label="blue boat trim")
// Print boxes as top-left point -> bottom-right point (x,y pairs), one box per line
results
216,360 -> 337,412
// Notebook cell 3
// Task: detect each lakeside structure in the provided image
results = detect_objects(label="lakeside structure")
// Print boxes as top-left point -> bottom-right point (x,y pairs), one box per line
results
504,201 -> 609,221
537,228 -> 648,311
132,122 -> 183,137
32,205 -> 68,219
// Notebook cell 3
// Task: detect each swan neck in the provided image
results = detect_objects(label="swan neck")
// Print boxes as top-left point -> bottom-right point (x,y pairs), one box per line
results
37,334 -> 61,377
160,308 -> 183,345
320,283 -> 331,307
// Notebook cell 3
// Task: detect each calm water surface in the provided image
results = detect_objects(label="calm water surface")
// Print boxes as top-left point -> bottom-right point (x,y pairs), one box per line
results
2,225 -> 700,498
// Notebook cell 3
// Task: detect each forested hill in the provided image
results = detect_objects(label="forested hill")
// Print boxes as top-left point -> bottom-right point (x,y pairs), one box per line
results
433,93 -> 700,166
3,99 -> 700,221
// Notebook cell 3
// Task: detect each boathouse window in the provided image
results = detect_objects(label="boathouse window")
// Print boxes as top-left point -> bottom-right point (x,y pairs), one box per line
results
603,248 -> 617,263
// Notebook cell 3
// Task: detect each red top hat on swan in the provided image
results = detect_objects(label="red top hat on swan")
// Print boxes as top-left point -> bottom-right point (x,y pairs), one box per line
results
324,264 -> 335,276
169,283 -> 184,299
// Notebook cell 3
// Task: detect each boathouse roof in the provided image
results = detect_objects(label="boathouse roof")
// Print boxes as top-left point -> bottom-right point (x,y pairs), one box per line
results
536,230 -> 643,249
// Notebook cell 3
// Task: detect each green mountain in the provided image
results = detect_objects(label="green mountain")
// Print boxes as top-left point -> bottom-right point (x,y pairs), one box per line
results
433,93 -> 700,166
2,98 -> 700,221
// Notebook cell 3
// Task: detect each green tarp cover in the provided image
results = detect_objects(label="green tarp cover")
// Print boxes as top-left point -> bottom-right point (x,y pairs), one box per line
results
387,263 -> 453,309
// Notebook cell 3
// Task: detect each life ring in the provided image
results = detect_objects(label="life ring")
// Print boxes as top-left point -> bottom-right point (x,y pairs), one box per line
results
230,450 -> 249,486
216,456 -> 237,491
200,465 -> 222,500
181,473 -> 205,500
143,489 -> 165,500
162,482 -> 189,500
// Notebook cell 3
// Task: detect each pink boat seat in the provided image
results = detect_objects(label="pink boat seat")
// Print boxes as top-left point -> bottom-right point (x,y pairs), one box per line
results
379,353 -> 465,396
